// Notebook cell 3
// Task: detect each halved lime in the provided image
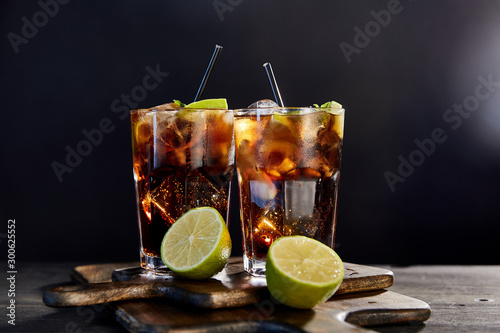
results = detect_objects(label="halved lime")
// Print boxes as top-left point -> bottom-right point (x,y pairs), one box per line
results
265,236 -> 344,309
160,207 -> 231,279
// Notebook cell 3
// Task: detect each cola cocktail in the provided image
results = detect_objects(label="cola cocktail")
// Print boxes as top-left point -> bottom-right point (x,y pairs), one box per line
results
131,106 -> 234,272
234,106 -> 344,275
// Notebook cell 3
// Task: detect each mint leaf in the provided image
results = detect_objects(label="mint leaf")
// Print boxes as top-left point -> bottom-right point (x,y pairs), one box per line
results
173,100 -> 186,107
313,101 -> 343,108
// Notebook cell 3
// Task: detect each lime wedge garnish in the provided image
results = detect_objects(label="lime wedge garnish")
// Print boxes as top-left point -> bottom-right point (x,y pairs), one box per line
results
313,101 -> 343,109
186,98 -> 228,109
160,207 -> 231,279
178,98 -> 228,122
265,236 -> 344,309
311,101 -> 345,139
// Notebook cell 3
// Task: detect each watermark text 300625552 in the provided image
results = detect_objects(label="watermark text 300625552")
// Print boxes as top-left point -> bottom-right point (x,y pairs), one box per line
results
6,219 -> 17,326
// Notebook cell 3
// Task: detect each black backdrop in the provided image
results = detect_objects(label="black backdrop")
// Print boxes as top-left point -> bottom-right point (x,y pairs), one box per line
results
1,0 -> 499,265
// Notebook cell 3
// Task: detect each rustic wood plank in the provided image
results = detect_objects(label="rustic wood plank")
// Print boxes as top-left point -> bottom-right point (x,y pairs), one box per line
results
108,288 -> 429,332
9,263 -> 497,332
2,262 -> 127,333
58,260 -> 430,332
375,265 -> 500,333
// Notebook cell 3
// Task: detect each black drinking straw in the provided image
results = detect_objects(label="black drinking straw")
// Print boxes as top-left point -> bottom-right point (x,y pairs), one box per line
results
263,62 -> 285,107
194,45 -> 223,102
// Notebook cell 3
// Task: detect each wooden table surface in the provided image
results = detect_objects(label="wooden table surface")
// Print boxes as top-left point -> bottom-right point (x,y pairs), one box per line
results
2,262 -> 499,332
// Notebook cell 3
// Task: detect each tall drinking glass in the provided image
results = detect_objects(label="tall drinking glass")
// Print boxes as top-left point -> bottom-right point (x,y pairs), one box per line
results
130,107 -> 234,273
234,107 -> 344,276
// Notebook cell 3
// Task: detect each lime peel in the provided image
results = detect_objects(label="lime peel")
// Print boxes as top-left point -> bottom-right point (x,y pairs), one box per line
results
185,98 -> 228,109
265,236 -> 344,309
160,207 -> 231,280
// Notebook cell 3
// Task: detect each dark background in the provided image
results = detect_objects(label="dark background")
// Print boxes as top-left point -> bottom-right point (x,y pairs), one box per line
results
1,0 -> 499,265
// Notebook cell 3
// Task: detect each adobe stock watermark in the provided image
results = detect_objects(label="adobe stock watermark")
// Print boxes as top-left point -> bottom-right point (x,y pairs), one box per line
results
6,219 -> 17,326
339,0 -> 407,64
384,74 -> 500,192
51,64 -> 169,183
213,0 -> 243,22
7,0 -> 71,54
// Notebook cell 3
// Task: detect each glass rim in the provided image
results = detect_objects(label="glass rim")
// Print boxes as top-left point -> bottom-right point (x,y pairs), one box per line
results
130,107 -> 232,113
234,107 -> 345,116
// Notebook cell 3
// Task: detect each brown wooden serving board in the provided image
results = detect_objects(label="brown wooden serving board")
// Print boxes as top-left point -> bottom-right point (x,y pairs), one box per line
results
44,258 -> 393,308
45,258 -> 431,332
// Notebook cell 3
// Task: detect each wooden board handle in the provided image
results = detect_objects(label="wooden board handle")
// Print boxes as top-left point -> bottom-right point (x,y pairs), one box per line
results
43,281 -> 163,307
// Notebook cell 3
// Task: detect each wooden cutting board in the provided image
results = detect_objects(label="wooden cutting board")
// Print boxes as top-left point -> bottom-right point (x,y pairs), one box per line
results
44,258 -> 393,308
45,258 -> 430,332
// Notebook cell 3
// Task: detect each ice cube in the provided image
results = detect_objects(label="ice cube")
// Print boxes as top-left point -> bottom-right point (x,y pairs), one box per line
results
249,171 -> 278,205
149,171 -> 194,219
317,128 -> 342,169
247,99 -> 279,108
235,118 -> 260,149
134,111 -> 156,147
275,157 -> 297,176
135,121 -> 153,147
284,179 -> 319,237
256,140 -> 296,171
299,112 -> 324,143
267,116 -> 294,141
236,139 -> 255,169
154,122 -> 187,167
